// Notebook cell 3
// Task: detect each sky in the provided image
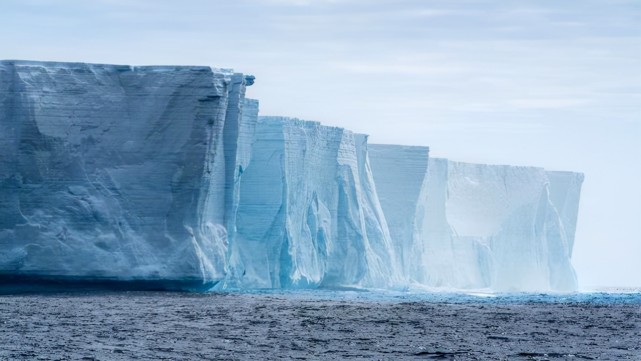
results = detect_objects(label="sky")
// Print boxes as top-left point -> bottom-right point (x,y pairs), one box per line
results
1,0 -> 640,288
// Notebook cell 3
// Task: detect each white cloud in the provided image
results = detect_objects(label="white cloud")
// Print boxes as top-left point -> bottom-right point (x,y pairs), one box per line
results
330,60 -> 470,77
509,98 -> 590,109
257,0 -> 348,6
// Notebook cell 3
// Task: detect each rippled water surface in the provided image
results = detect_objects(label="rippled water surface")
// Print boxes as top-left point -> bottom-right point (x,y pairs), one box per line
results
1,290 -> 639,360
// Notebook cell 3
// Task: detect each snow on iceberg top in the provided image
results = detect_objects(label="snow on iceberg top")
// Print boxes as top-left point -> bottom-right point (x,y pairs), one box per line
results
0,59 -> 238,75
369,143 -> 430,153
430,157 -> 584,177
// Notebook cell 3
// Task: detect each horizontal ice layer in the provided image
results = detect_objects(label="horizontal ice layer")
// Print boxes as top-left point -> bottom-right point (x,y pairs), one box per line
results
231,117 -> 399,288
369,148 -> 584,292
0,60 -> 255,289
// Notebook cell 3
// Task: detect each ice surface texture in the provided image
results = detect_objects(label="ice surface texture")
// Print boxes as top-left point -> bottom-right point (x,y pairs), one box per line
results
0,60 -> 254,289
369,149 -> 584,292
230,117 -> 398,288
367,145 -> 430,284
0,60 -> 584,291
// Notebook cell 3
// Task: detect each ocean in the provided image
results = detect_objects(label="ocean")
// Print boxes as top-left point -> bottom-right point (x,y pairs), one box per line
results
1,290 -> 639,360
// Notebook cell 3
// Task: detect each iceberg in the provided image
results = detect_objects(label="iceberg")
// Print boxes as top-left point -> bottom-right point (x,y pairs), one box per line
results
0,60 -> 256,289
229,117 -> 399,288
0,60 -> 585,292
367,145 -> 429,283
369,150 -> 584,292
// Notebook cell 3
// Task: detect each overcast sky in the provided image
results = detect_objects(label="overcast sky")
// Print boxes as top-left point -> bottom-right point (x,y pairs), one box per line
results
2,0 -> 640,288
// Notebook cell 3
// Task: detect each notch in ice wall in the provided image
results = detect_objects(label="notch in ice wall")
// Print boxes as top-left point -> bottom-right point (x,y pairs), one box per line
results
223,97 -> 259,286
369,148 -> 584,292
0,60 -> 254,289
231,116 -> 400,288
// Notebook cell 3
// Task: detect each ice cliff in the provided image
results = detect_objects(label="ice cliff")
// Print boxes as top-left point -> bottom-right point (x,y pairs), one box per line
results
0,60 -> 584,292
0,60 -> 255,289
369,149 -> 584,292
367,145 -> 430,284
229,117 -> 399,288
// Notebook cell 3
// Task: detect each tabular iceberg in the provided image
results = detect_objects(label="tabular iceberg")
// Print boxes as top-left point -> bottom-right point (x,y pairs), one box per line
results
0,60 -> 585,292
0,60 -> 256,289
228,117 -> 399,288
369,149 -> 584,292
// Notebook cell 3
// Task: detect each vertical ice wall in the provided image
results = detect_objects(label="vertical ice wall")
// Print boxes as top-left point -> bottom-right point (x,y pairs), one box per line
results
369,148 -> 584,292
0,60 -> 251,288
0,60 -> 586,292
544,171 -> 585,290
420,159 -> 583,291
223,97 -> 259,286
546,171 -> 584,256
232,117 -> 399,288
421,160 -> 539,290
368,145 -> 429,282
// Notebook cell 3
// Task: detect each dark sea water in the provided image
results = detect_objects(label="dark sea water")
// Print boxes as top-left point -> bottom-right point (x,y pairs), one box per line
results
1,290 -> 639,360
